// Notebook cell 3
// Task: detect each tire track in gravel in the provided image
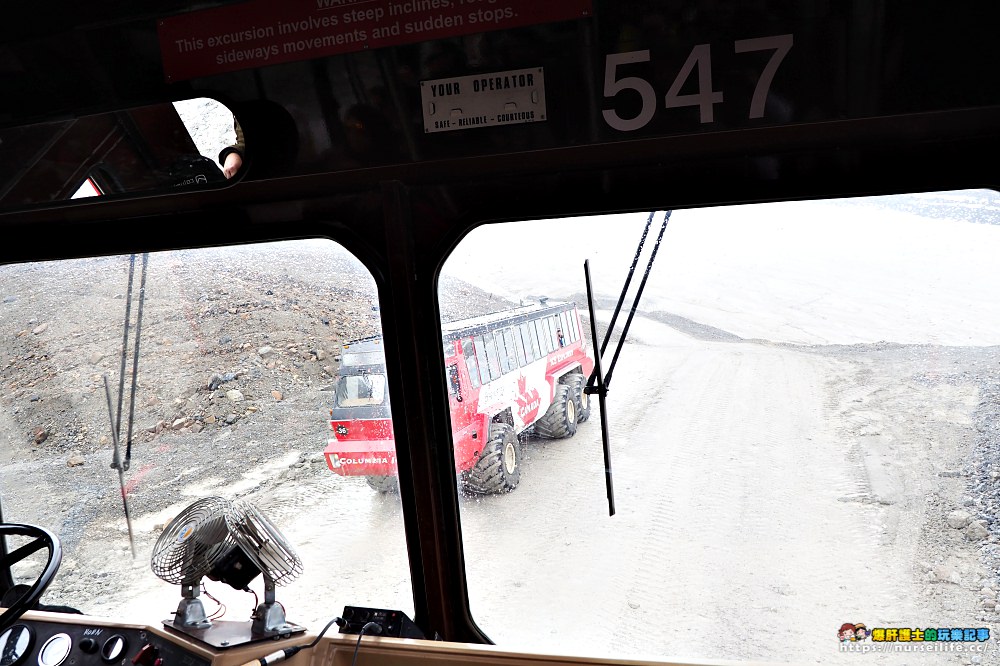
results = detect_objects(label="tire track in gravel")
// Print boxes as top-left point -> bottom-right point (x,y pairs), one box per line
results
600,336 -> 933,664
606,345 -> 735,659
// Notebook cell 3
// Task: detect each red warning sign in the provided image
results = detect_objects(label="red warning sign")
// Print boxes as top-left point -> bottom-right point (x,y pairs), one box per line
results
158,0 -> 592,82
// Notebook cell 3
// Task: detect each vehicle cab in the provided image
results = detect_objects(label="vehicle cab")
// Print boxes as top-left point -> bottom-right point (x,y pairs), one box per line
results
0,2 -> 998,666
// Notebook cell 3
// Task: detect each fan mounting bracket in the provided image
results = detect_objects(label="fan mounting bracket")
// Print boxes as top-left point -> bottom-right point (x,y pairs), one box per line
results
162,618 -> 307,649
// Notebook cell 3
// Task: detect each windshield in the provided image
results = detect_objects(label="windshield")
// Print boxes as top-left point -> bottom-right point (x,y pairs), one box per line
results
4,192 -> 1000,664
335,374 -> 387,407
439,190 -> 1000,664
0,239 -> 412,628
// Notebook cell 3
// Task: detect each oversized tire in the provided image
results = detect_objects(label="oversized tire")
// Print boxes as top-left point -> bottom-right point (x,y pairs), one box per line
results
532,383 -> 578,439
561,373 -> 591,423
464,423 -> 520,494
365,474 -> 399,493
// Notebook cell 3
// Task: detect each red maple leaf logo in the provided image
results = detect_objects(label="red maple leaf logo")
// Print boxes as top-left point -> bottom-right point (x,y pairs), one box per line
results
515,375 -> 541,423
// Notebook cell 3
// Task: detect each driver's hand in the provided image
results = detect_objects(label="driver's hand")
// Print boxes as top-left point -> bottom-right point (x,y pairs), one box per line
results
223,152 -> 243,179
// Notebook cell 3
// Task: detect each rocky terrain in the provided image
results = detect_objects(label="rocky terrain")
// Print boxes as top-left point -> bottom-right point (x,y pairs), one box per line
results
0,242 -> 514,461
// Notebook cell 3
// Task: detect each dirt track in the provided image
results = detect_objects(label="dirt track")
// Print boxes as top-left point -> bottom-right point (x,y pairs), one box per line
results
449,318 -> 1000,664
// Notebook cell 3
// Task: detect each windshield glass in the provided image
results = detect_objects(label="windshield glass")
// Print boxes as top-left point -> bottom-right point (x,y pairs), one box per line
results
439,190 -> 1000,664
0,239 -> 412,628
335,374 -> 387,407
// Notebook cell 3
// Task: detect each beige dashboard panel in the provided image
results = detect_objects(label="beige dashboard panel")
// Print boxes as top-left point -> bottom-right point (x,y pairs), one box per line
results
16,610 -> 775,666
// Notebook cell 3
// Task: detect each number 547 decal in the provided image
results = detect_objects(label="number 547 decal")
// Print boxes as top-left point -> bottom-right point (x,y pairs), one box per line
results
602,34 -> 793,131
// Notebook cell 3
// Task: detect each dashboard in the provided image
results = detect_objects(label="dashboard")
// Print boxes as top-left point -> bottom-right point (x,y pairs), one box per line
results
0,614 -> 212,666
0,611 -> 736,666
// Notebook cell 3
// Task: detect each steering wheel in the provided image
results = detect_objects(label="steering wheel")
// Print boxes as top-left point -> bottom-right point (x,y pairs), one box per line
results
0,524 -> 61,633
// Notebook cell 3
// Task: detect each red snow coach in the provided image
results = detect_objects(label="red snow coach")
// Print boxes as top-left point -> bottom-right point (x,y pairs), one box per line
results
324,300 -> 595,493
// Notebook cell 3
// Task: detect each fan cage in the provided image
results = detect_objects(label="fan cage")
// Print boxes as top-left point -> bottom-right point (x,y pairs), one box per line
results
151,496 -> 238,585
226,500 -> 303,586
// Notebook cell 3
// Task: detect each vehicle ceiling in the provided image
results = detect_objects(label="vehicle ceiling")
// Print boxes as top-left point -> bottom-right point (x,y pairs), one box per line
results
1,2 -> 998,263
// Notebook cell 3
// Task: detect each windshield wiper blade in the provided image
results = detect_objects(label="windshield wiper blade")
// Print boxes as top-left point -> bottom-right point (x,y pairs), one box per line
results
106,252 -> 148,559
104,374 -> 136,559
584,260 -> 614,516
583,210 -> 672,517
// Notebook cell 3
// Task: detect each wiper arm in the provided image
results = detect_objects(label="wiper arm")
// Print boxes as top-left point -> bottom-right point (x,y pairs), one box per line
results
586,210 -> 670,390
604,210 -> 670,388
599,211 -> 653,359
104,375 -> 136,559
583,260 -> 614,516
114,252 -> 148,472
583,210 -> 672,517
105,252 -> 148,559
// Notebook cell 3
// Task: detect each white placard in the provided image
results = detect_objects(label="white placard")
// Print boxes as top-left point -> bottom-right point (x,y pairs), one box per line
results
421,67 -> 546,133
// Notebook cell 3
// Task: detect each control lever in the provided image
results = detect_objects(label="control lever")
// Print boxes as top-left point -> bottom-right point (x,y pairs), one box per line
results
130,643 -> 159,666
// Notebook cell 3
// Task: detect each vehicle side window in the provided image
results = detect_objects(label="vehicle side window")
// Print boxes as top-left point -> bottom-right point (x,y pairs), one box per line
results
527,320 -> 542,358
463,337 -> 481,388
562,311 -> 575,343
546,316 -> 559,349
502,328 -> 518,369
512,327 -> 526,367
447,364 -> 461,397
519,323 -> 535,363
475,335 -> 493,382
495,330 -> 510,374
534,319 -> 550,355
484,333 -> 501,379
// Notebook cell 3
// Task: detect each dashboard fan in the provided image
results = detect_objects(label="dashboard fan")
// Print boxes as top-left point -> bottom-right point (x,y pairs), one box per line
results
150,496 -> 237,629
151,496 -> 306,647
226,500 -> 303,634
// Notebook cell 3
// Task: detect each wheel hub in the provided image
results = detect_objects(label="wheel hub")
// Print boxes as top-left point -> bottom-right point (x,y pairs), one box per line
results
503,441 -> 516,475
